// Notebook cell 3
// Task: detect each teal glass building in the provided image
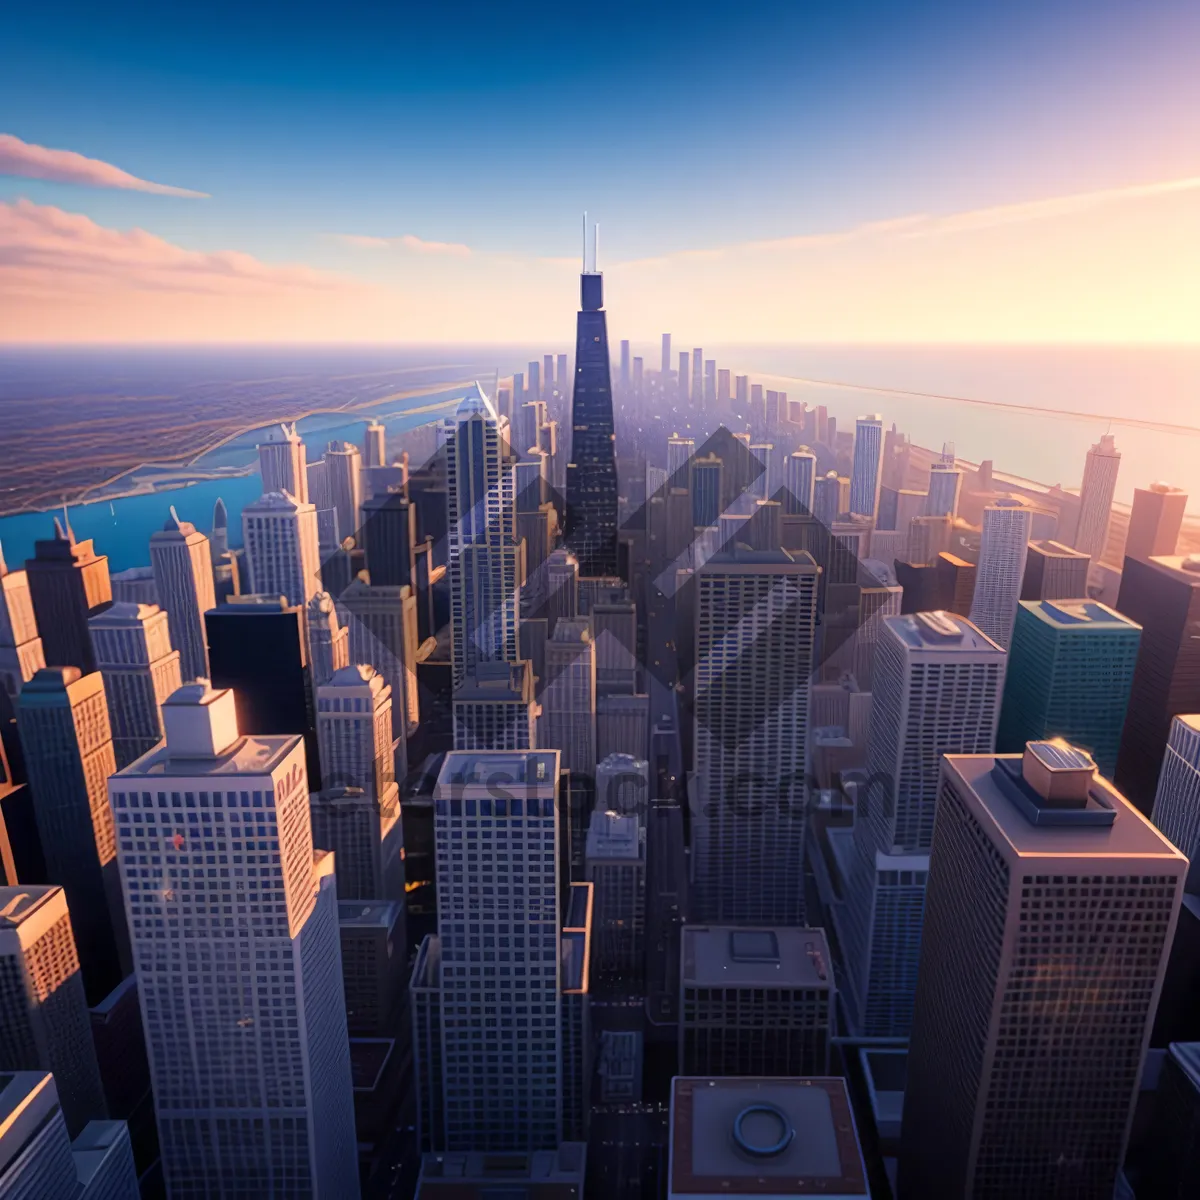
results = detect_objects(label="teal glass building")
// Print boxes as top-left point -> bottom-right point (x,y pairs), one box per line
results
997,599 -> 1142,779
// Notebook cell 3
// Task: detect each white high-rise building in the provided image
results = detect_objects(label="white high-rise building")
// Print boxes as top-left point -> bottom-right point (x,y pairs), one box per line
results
241,490 -> 321,608
849,414 -> 885,518
312,664 -> 402,903
306,590 -> 349,688
968,500 -> 1032,649
925,460 -> 963,519
840,611 -> 1006,1037
88,602 -> 182,768
1073,432 -> 1121,563
256,422 -> 308,503
415,750 -> 564,1151
784,448 -> 817,515
900,742 -> 1184,1199
1151,714 -> 1200,884
692,546 -> 818,924
325,441 -> 364,547
0,886 -> 108,1136
108,681 -> 358,1197
446,384 -> 521,685
541,618 -> 597,780
149,507 -> 215,682
0,541 -> 45,699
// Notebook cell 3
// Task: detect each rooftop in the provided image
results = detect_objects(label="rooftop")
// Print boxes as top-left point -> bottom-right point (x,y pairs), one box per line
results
338,901 -> 401,928
1139,554 -> 1200,584
1021,599 -> 1141,631
670,1077 -> 868,1198
418,1143 -> 586,1185
944,752 -> 1190,860
438,750 -> 560,792
88,601 -> 162,626
586,811 -> 643,861
0,886 -> 60,929
682,926 -> 832,989
452,660 -> 533,703
114,732 -> 298,779
885,611 -> 1003,653
243,489 -> 308,512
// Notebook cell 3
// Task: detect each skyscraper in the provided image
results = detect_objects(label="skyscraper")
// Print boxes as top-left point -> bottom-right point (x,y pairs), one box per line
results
813,471 -> 842,528
841,612 -> 1006,1036
306,590 -> 349,688
241,490 -> 321,608
679,926 -> 834,1078
924,460 -> 962,519
414,750 -> 565,1151
784,448 -> 816,515
541,617 -> 597,780
0,542 -> 45,700
312,663 -> 403,903
1073,432 -> 1121,565
1152,714 -> 1200,880
0,1073 -> 138,1199
717,368 -> 731,404
704,358 -> 716,403
527,358 -> 541,401
204,596 -> 321,785
619,338 -> 630,387
849,414 -> 884,518
446,384 -> 521,685
149,507 -> 215,681
1115,554 -> 1200,813
899,742 -> 1185,1199
256,422 -> 308,503
1020,538 -> 1090,600
325,440 -> 365,546
677,351 -> 689,402
691,347 -> 703,404
363,420 -> 387,468
361,489 -> 416,588
968,500 -> 1032,648
691,453 -> 723,529
1126,481 -> 1188,562
108,682 -> 358,1195
692,546 -> 818,924
25,519 -> 112,675
556,353 -> 568,392
209,497 -> 229,562
997,600 -> 1141,778
16,668 -> 129,1002
585,810 -> 645,980
661,333 -> 671,378
0,886 -> 108,1135
453,659 -> 538,750
88,602 -> 183,768
632,356 -> 643,394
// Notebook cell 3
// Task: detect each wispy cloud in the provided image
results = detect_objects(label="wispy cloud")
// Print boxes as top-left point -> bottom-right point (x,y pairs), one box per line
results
0,133 -> 207,198
0,198 -> 339,295
333,231 -> 471,257
615,175 -> 1200,267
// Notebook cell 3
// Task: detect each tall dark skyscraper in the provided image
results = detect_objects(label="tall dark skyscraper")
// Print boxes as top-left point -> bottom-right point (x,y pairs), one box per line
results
564,218 -> 620,579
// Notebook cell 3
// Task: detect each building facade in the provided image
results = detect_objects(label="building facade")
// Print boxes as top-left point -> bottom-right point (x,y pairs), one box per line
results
149,509 -> 215,682
968,500 -> 1032,649
88,602 -> 182,769
899,743 -> 1184,1199
108,682 -> 358,1196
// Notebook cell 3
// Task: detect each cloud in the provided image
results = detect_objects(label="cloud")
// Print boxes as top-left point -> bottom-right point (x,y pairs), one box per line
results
614,175 -> 1200,268
0,198 -> 342,296
0,133 -> 207,198
333,231 -> 471,256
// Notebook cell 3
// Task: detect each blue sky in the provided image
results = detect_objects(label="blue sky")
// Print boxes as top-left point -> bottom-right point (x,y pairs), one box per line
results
2,0 -> 1198,341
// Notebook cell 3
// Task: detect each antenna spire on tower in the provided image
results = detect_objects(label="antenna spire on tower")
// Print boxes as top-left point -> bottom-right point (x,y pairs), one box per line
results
593,222 -> 599,271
